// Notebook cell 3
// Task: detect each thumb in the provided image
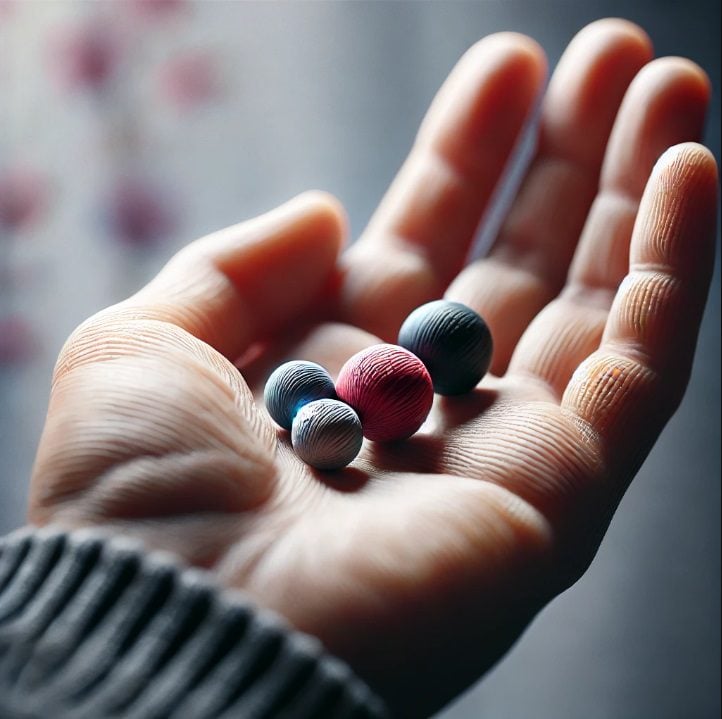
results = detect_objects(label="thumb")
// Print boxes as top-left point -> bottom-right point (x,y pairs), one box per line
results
30,192 -> 345,540
67,190 -> 347,374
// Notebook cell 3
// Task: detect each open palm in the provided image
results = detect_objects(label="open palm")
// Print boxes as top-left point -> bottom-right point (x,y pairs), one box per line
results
29,20 -> 717,718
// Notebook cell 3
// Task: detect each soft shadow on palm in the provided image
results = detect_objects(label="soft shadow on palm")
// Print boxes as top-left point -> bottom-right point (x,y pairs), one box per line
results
27,19 -> 717,718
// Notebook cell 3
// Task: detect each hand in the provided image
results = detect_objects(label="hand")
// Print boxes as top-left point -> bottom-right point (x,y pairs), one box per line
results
29,19 -> 717,718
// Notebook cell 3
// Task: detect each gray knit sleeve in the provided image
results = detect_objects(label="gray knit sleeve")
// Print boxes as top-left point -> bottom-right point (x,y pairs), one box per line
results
0,527 -> 390,719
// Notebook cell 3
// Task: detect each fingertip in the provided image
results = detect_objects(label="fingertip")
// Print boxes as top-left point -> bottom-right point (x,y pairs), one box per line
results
464,31 -> 548,88
651,141 -> 718,194
422,30 -> 547,152
598,57 -> 712,197
634,55 -> 711,104
663,55 -> 709,88
559,18 -> 654,92
558,17 -> 653,87
543,17 -> 654,166
291,189 -> 349,252
572,17 -> 653,59
212,190 -> 347,265
653,142 -> 719,239
634,142 -> 718,277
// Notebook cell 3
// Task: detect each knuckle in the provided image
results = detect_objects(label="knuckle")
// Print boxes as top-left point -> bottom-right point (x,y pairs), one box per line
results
563,351 -> 661,435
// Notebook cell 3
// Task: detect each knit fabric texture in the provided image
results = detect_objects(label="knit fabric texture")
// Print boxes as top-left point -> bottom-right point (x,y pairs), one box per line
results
0,527 -> 390,719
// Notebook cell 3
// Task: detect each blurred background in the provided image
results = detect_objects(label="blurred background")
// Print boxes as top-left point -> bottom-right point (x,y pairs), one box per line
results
1,1 -> 719,717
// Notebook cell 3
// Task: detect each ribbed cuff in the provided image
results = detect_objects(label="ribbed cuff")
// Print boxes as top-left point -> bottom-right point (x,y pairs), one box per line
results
0,527 -> 390,719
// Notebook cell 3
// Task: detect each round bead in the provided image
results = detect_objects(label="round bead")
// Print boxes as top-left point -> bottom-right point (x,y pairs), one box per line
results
291,399 -> 363,470
264,360 -> 336,430
397,300 -> 493,395
336,344 -> 433,442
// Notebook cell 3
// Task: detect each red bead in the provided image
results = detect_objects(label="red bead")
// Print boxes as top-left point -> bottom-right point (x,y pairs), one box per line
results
336,344 -> 433,442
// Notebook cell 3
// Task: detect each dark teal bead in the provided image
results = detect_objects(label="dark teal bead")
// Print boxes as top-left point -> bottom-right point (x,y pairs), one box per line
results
398,300 -> 493,395
264,361 -> 336,430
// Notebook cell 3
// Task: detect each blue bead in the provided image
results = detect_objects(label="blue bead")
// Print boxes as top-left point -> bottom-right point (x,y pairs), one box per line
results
397,300 -> 493,395
291,399 -> 363,470
264,361 -> 336,430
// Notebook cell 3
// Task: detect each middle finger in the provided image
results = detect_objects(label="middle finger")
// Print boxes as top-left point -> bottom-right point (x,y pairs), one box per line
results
338,31 -> 547,340
446,19 -> 653,376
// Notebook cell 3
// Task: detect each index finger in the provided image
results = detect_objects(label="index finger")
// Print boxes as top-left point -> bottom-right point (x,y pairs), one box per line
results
338,33 -> 546,340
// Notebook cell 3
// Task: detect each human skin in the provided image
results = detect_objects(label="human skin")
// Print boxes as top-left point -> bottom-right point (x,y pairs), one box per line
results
27,19 -> 717,718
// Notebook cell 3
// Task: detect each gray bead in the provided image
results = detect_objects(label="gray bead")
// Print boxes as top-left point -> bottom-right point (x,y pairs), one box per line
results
264,361 -> 336,430
398,300 -> 493,395
291,399 -> 363,470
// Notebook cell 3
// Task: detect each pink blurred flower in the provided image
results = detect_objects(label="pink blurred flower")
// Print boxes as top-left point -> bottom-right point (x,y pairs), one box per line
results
128,0 -> 186,21
51,23 -> 119,93
106,176 -> 177,248
0,0 -> 16,19
0,315 -> 37,365
158,51 -> 219,109
0,166 -> 48,233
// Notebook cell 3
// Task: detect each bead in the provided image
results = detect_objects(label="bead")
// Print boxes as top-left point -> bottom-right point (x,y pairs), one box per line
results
264,360 -> 336,430
336,344 -> 433,442
291,399 -> 363,470
397,300 -> 493,395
